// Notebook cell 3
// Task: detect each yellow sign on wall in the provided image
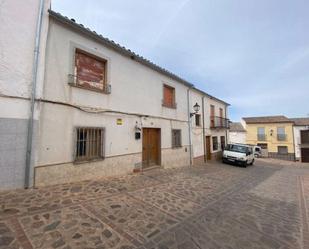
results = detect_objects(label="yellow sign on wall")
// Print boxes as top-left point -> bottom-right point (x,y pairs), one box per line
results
117,119 -> 123,125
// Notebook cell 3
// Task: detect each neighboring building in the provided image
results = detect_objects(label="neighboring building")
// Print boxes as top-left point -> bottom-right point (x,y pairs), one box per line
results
0,6 -> 229,189
229,122 -> 246,144
0,0 -> 51,189
190,88 -> 230,165
290,118 -> 309,162
242,116 -> 295,160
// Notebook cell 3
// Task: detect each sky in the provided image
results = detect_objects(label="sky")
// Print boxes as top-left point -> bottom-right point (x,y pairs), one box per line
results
51,0 -> 309,121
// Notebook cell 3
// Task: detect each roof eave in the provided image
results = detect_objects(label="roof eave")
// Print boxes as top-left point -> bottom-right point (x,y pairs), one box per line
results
48,10 -> 193,88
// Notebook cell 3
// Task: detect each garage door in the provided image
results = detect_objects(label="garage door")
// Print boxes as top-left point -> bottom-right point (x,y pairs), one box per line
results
301,148 -> 309,162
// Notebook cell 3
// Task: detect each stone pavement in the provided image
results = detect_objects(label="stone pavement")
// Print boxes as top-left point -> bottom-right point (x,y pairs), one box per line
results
0,159 -> 309,249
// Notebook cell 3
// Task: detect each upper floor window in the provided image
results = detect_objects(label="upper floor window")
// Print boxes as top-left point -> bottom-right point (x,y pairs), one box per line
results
162,84 -> 176,108
277,127 -> 286,141
210,105 -> 215,127
195,114 -> 201,127
219,108 -> 223,126
257,127 -> 266,141
73,49 -> 108,93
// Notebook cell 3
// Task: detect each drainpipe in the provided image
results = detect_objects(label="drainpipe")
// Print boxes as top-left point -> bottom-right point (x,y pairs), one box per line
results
187,87 -> 193,166
202,96 -> 206,163
25,0 -> 45,188
291,124 -> 296,161
225,105 -> 228,144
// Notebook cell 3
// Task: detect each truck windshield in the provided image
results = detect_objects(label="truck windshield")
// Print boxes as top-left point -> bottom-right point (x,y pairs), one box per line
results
225,144 -> 248,154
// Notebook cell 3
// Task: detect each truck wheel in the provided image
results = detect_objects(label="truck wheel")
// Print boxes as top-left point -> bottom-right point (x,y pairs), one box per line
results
243,161 -> 248,168
249,159 -> 255,165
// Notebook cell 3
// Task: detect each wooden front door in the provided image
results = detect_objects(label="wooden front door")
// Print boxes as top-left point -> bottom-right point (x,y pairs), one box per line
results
301,148 -> 309,162
142,128 -> 161,168
206,136 -> 211,160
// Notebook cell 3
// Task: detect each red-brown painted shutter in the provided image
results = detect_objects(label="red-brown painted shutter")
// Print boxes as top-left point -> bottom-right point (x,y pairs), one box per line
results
75,51 -> 105,90
164,85 -> 174,107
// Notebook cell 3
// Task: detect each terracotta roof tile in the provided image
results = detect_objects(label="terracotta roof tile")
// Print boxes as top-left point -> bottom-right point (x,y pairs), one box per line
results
229,122 -> 246,132
290,118 -> 309,126
243,115 -> 293,124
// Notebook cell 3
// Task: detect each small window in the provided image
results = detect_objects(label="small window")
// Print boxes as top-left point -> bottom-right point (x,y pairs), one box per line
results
74,50 -> 107,92
75,127 -> 104,162
163,84 -> 176,108
195,114 -> 201,126
212,136 -> 218,151
172,129 -> 182,148
278,146 -> 288,155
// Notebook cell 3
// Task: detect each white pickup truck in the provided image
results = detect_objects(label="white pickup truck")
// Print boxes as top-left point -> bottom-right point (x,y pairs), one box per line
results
222,143 -> 255,167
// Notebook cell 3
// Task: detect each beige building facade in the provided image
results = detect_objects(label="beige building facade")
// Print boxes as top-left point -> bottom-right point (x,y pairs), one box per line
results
242,116 -> 295,160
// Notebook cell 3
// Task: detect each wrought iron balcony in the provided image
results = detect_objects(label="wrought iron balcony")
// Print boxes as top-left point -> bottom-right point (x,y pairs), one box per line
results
277,134 -> 287,141
210,116 -> 230,129
257,134 -> 266,141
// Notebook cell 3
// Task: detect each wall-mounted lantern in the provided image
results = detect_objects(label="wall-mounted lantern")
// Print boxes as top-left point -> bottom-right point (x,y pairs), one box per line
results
270,129 -> 274,136
190,102 -> 200,117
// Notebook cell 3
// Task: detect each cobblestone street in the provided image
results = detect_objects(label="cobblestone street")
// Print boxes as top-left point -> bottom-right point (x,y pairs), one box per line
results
0,159 -> 309,249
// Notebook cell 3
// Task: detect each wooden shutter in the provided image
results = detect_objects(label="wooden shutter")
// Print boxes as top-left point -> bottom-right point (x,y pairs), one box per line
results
163,85 -> 175,107
210,105 -> 215,127
75,50 -> 106,91
301,130 -> 309,144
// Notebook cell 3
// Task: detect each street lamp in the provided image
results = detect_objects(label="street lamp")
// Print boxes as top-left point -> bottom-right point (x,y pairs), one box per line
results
190,102 -> 200,117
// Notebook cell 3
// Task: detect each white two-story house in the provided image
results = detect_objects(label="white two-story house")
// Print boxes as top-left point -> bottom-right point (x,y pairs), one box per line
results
190,88 -> 230,165
0,1 -> 229,189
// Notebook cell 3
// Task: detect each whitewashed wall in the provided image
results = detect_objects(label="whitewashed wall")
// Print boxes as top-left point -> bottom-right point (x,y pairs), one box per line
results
190,89 -> 229,160
0,0 -> 50,189
229,131 -> 246,144
293,126 -> 309,159
35,18 -> 192,185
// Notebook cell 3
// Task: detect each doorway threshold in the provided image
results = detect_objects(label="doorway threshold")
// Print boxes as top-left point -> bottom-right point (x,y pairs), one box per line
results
142,165 -> 162,172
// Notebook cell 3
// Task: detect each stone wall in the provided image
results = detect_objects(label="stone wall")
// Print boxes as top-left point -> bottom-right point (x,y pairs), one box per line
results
161,146 -> 190,169
34,153 -> 142,187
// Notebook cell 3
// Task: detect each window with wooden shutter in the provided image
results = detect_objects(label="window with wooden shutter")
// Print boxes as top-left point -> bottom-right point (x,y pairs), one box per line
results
195,114 -> 201,127
74,50 -> 107,92
210,105 -> 215,128
301,130 -> 309,144
163,84 -> 176,108
172,129 -> 182,148
75,127 -> 104,162
219,108 -> 223,126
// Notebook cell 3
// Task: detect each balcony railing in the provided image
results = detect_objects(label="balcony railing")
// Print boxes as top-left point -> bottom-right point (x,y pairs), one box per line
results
257,134 -> 266,141
277,134 -> 287,141
210,116 -> 230,129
